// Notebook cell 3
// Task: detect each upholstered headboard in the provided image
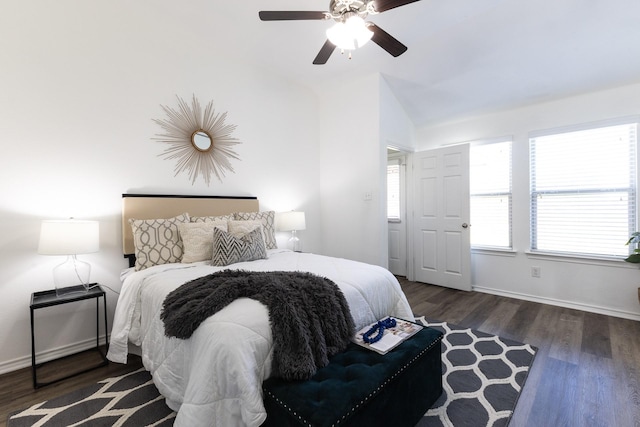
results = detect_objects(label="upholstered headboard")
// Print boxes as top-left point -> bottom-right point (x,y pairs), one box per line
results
122,194 -> 259,264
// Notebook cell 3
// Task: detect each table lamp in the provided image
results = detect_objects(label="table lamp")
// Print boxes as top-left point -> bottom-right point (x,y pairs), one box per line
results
38,219 -> 100,297
277,211 -> 306,252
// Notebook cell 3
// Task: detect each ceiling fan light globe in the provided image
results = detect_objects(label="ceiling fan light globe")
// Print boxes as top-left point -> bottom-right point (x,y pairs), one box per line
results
326,22 -> 352,50
326,18 -> 373,50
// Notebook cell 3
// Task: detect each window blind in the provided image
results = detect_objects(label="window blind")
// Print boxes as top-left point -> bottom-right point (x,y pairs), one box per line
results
470,140 -> 512,248
530,119 -> 637,257
387,161 -> 401,219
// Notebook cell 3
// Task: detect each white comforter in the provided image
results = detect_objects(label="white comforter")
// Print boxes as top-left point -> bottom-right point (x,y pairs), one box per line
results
107,249 -> 413,427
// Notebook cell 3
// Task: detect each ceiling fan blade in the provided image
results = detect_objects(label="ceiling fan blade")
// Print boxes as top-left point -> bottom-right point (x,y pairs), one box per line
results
259,11 -> 328,21
373,0 -> 421,13
369,24 -> 408,57
313,40 -> 336,65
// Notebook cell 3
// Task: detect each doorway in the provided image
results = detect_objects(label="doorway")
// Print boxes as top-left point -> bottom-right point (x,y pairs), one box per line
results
387,148 -> 407,276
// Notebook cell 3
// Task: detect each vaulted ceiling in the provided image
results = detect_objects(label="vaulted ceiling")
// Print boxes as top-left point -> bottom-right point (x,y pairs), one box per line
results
156,0 -> 640,127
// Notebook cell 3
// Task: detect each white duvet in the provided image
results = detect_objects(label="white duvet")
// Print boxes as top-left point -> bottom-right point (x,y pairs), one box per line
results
107,249 -> 414,427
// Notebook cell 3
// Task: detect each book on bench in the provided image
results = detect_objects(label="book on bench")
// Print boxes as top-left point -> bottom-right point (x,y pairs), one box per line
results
353,317 -> 423,355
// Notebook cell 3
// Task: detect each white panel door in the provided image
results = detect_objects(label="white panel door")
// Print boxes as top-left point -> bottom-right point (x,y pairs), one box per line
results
413,145 -> 471,291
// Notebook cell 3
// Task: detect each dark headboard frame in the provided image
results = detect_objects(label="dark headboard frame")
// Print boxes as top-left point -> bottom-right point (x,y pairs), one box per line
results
122,194 -> 259,268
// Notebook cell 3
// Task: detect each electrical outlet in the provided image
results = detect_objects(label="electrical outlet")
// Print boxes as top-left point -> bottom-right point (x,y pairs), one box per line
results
531,266 -> 541,278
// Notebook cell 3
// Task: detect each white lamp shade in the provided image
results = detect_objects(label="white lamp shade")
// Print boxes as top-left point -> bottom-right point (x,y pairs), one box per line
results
278,211 -> 306,232
38,220 -> 100,255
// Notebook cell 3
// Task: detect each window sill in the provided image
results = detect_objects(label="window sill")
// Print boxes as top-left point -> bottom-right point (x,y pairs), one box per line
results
525,250 -> 634,268
472,247 -> 517,257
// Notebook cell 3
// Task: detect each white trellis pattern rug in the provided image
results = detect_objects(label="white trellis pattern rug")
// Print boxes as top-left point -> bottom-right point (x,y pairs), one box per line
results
416,317 -> 537,427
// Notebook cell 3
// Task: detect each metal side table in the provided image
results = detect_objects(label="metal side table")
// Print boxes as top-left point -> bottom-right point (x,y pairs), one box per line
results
30,284 -> 109,388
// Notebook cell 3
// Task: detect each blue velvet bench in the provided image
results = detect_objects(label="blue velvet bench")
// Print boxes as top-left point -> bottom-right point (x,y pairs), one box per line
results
261,326 -> 443,427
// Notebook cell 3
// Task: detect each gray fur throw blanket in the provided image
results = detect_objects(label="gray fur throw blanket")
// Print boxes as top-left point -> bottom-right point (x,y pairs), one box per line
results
160,270 -> 355,380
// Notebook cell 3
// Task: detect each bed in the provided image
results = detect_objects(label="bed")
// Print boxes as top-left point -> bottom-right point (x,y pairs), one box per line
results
107,194 -> 414,426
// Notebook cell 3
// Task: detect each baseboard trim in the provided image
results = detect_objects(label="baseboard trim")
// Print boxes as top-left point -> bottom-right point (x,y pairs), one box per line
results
0,335 -> 109,376
473,285 -> 640,322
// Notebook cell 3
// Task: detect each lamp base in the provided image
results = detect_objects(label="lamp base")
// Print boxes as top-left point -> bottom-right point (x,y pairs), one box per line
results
289,231 -> 302,252
53,255 -> 91,297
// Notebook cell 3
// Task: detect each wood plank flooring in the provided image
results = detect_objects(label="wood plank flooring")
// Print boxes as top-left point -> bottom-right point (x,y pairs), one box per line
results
1,277 -> 639,426
0,347 -> 142,427
399,277 -> 640,427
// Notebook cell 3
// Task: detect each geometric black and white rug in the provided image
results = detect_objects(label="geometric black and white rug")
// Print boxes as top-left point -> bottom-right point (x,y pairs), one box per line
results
7,369 -> 175,427
416,317 -> 537,427
8,318 -> 536,427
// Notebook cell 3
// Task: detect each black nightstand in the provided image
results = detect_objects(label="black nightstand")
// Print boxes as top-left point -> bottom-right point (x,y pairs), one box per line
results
30,284 -> 109,388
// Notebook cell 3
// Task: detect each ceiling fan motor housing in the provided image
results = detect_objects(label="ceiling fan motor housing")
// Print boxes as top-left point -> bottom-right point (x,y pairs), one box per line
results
329,0 -> 375,21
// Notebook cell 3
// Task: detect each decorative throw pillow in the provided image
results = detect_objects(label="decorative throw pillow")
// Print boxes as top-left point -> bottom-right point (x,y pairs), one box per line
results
212,227 -> 267,266
191,214 -> 233,223
228,220 -> 266,244
178,221 -> 228,263
233,211 -> 277,249
129,213 -> 190,271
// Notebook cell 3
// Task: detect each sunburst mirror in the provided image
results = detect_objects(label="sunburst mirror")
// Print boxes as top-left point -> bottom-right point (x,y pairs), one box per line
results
152,95 -> 241,185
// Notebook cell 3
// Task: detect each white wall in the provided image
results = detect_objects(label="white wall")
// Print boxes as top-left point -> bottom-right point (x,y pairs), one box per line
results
0,3 -> 322,373
415,82 -> 640,320
315,74 -> 414,267
316,74 -> 384,265
380,75 -> 416,153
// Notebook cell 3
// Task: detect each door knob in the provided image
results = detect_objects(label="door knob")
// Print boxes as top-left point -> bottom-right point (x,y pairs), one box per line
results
462,223 -> 469,229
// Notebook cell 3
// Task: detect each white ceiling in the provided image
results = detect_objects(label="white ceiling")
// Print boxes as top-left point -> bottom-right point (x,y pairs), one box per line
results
155,0 -> 640,127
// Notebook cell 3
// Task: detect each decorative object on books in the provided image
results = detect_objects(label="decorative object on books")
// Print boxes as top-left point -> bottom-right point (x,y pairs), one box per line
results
8,318 -> 537,427
362,317 -> 397,343
152,94 -> 241,185
354,317 -> 423,354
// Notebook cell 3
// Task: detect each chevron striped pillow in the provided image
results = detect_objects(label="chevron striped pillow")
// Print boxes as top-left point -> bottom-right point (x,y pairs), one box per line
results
212,226 -> 267,266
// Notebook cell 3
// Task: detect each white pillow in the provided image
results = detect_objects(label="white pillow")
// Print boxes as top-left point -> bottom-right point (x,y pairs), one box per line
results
178,221 -> 228,263
228,220 -> 267,246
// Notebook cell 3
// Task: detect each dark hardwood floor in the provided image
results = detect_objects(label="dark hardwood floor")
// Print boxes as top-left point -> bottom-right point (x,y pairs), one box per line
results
2,278 -> 639,426
399,277 -> 640,427
0,348 -> 142,427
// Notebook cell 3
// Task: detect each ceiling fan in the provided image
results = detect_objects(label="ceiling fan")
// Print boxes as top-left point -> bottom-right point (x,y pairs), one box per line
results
258,0 -> 421,64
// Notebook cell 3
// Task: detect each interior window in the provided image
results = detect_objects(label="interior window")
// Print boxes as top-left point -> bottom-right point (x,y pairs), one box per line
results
529,119 -> 638,257
470,140 -> 512,248
387,160 -> 401,220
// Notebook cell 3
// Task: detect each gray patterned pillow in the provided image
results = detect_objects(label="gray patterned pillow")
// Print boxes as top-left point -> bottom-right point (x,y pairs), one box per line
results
233,211 -> 276,249
129,213 -> 190,270
211,227 -> 267,266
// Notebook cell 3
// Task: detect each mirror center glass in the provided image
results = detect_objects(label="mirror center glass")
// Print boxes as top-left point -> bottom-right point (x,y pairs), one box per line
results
192,130 -> 213,152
